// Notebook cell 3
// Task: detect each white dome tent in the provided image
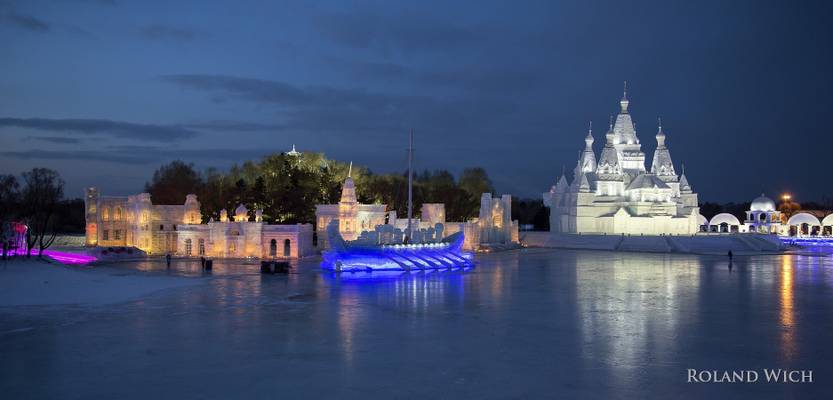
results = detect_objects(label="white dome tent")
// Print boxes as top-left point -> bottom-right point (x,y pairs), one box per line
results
786,213 -> 821,236
697,214 -> 709,232
709,213 -> 741,233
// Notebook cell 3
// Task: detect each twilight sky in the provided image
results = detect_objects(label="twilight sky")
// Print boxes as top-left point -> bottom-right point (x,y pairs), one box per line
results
1,0 -> 831,202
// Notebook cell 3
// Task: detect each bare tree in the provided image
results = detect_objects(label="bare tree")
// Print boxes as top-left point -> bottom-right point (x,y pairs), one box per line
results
0,175 -> 20,258
21,169 -> 64,258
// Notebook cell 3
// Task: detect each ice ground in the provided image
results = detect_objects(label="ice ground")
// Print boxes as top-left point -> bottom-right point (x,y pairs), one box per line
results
0,259 -> 199,306
1,249 -> 832,399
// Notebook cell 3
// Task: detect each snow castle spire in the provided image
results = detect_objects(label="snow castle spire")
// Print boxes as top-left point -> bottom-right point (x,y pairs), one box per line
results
340,162 -> 356,203
585,121 -> 594,149
620,81 -> 629,113
650,117 -> 677,182
575,120 -> 597,180
611,82 -> 646,176
655,117 -> 666,147
597,117 -> 621,177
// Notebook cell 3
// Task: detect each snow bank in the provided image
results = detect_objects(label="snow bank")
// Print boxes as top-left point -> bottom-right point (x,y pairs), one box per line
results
87,246 -> 148,261
52,234 -> 86,247
0,259 -> 199,306
521,232 -> 785,255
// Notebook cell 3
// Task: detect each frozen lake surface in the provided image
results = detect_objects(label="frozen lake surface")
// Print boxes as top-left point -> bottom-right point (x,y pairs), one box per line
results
2,249 -> 832,399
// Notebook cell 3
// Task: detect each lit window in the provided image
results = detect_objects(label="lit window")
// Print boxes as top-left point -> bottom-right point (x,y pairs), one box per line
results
114,230 -> 121,240
103,230 -> 109,240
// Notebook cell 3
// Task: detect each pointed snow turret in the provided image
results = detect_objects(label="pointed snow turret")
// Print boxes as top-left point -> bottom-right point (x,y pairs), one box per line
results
613,81 -> 638,146
650,118 -> 677,182
555,173 -> 569,193
577,121 -> 597,175
340,163 -> 357,203
578,173 -> 591,193
585,121 -> 595,149
597,119 -> 622,178
620,81 -> 630,114
679,165 -> 692,193
679,174 -> 692,193
611,82 -> 646,176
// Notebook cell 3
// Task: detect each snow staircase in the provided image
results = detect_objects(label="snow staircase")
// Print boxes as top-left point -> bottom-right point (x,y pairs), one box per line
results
735,235 -> 763,251
664,236 -> 688,253
616,235 -> 672,253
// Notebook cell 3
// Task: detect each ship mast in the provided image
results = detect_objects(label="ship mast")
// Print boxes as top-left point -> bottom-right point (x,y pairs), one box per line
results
406,128 -> 413,242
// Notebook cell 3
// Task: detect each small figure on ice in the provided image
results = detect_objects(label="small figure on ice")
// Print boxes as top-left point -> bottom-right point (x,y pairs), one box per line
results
727,250 -> 733,271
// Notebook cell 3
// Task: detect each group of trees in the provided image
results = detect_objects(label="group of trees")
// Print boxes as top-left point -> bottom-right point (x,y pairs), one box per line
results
144,153 -> 497,225
0,168 -> 76,258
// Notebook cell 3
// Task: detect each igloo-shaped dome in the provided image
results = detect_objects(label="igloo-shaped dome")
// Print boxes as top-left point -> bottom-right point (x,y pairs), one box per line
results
750,194 -> 776,212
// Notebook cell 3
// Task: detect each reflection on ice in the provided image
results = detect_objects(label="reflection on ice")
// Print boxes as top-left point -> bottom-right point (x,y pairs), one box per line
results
780,256 -> 796,361
2,250 -> 833,399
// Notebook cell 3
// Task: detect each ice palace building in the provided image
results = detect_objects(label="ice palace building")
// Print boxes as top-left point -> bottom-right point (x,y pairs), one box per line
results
544,87 -> 700,235
84,188 -> 313,258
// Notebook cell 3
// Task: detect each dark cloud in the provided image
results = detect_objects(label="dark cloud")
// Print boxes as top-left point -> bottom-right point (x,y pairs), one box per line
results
2,12 -> 50,32
25,136 -> 82,144
183,120 -> 284,132
0,149 -> 149,164
140,24 -> 195,41
0,147 -> 274,165
0,117 -> 199,142
159,74 -> 521,137
161,75 -> 317,106
314,11 -> 483,53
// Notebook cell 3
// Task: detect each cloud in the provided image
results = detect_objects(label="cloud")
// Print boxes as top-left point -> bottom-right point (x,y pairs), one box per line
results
0,147 -> 275,165
0,117 -> 200,142
140,24 -> 195,41
183,120 -> 284,132
159,73 -> 527,144
0,149 -> 150,164
2,13 -> 50,32
314,11 -> 483,53
24,136 -> 82,144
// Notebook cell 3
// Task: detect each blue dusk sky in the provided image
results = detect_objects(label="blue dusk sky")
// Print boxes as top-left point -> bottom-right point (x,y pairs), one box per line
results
1,0 -> 831,202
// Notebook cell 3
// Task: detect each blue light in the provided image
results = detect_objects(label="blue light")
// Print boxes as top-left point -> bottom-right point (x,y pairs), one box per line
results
321,231 -> 474,272
780,237 -> 833,246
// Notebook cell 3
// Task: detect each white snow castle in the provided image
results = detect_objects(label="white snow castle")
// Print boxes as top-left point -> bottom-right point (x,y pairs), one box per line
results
543,86 -> 700,235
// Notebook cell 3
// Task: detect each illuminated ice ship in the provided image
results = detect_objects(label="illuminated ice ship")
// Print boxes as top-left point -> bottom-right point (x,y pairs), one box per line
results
321,129 -> 474,272
321,222 -> 474,272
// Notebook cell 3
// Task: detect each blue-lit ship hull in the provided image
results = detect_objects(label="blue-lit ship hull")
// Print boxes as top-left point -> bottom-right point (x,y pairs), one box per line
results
321,224 -> 474,272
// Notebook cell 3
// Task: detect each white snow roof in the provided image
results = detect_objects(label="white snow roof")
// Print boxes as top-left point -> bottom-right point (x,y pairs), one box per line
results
787,213 -> 821,226
823,214 -> 833,226
710,213 -> 741,226
626,173 -> 670,190
697,214 -> 708,225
